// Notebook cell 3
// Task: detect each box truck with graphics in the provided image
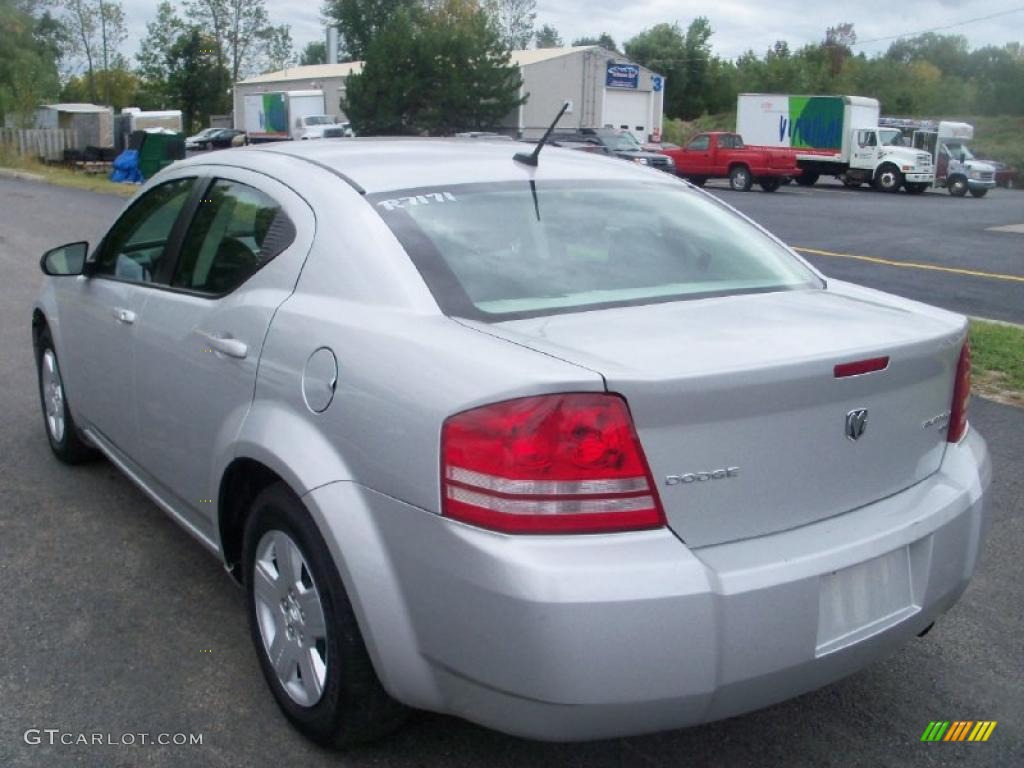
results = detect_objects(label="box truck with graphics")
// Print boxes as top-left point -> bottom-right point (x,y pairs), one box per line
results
242,90 -> 329,142
736,94 -> 935,193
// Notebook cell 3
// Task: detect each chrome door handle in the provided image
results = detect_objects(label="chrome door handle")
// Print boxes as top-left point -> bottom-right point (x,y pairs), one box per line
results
113,308 -> 136,325
202,333 -> 248,360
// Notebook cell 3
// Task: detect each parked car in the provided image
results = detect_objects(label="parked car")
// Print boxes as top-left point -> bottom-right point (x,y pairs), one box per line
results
977,158 -> 1017,189
659,131 -> 803,192
548,128 -> 675,172
184,127 -> 220,150
188,128 -> 246,150
33,139 -> 990,747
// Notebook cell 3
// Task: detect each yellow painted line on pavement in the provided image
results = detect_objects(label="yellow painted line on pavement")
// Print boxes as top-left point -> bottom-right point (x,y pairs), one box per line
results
795,246 -> 1024,284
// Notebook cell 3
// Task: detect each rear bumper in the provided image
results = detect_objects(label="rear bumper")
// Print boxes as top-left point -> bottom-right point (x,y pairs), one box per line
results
305,428 -> 990,741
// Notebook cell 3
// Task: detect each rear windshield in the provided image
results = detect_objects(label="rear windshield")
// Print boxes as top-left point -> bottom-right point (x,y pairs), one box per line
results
370,180 -> 821,321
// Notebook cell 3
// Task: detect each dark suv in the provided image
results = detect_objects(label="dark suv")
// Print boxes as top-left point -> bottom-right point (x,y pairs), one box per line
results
547,128 -> 675,173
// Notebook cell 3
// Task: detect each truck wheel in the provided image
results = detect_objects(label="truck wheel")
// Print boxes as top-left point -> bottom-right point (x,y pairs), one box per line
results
759,178 -> 781,193
874,165 -> 903,193
904,183 -> 928,195
969,187 -> 988,198
948,176 -> 969,197
795,173 -> 818,187
729,165 -> 752,192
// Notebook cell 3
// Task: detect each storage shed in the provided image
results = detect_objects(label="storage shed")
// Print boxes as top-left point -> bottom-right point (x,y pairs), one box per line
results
33,103 -> 114,148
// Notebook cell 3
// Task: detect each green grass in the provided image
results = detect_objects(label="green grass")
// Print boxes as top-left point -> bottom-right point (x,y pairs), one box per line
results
0,145 -> 136,197
970,319 -> 1024,404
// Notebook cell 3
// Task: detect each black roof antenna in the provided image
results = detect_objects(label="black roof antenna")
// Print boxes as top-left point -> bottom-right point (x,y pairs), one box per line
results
514,101 -> 571,167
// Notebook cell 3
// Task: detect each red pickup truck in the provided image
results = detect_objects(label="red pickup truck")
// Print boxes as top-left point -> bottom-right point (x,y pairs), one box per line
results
659,132 -> 802,192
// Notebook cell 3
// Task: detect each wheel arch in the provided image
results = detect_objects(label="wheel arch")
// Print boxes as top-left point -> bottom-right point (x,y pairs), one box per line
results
218,457 -> 288,581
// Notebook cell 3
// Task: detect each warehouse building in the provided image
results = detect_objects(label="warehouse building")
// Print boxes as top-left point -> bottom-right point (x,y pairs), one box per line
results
233,46 -> 664,143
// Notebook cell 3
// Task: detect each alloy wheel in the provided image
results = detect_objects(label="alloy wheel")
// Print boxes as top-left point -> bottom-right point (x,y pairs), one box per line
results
253,530 -> 329,707
41,349 -> 66,443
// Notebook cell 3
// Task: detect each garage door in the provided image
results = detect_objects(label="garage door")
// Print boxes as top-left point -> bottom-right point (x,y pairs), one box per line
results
602,90 -> 651,143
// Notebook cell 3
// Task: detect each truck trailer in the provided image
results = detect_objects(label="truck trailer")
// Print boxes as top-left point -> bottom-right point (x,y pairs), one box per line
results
736,94 -> 935,193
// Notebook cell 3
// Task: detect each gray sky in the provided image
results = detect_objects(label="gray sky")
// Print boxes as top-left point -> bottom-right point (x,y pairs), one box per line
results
120,0 -> 1023,66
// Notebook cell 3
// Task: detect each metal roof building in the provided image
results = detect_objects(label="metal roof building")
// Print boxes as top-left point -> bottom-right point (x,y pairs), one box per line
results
233,47 -> 664,143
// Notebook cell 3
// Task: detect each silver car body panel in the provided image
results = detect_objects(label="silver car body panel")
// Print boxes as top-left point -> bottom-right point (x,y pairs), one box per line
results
33,139 -> 992,740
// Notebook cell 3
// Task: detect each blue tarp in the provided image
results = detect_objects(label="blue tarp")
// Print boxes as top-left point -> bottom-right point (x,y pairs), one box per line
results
110,149 -> 143,184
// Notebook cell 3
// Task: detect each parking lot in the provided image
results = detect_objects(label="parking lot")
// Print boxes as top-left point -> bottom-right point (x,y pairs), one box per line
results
1,175 -> 1022,767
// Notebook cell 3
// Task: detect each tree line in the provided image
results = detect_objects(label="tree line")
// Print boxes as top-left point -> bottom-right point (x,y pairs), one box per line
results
2,0 -> 1022,137
1,0 -> 294,131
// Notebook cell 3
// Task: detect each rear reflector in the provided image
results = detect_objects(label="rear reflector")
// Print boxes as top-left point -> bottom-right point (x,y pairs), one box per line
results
441,393 -> 665,534
947,341 -> 971,443
834,356 -> 890,378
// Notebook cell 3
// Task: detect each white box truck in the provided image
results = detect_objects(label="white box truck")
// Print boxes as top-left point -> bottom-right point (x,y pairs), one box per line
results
242,90 -> 333,142
736,94 -> 935,193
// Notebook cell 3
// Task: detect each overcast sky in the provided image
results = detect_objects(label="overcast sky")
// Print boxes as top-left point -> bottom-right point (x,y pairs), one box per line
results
119,0 -> 1023,65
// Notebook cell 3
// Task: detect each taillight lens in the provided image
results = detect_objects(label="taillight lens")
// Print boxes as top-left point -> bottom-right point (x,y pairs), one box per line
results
947,340 -> 971,443
441,393 -> 665,534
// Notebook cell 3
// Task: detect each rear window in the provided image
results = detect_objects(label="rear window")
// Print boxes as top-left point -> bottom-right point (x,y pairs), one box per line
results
370,180 -> 821,321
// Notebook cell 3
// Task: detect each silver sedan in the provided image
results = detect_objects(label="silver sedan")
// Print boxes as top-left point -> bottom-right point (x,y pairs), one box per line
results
32,138 -> 991,746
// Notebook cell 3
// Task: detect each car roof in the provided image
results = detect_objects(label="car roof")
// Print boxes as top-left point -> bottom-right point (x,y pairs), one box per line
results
178,137 -> 671,194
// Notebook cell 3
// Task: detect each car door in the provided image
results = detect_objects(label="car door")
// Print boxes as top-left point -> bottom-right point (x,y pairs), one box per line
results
57,177 -> 198,457
851,130 -> 877,170
131,169 -> 315,540
681,135 -> 711,175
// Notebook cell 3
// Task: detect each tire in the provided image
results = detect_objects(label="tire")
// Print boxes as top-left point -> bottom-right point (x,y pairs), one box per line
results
35,328 -> 98,464
874,164 -> 903,193
948,176 -> 969,197
686,176 -> 706,187
759,178 -> 781,192
728,165 -> 752,192
243,483 -> 407,747
794,173 -> 818,187
905,183 -> 928,195
969,187 -> 988,198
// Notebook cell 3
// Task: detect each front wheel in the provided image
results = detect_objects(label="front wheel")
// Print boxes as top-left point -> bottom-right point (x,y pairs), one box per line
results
759,178 -> 781,192
728,165 -> 752,192
874,165 -> 903,193
36,329 -> 97,464
243,483 -> 407,747
794,173 -> 818,187
948,176 -> 969,197
970,187 -> 988,198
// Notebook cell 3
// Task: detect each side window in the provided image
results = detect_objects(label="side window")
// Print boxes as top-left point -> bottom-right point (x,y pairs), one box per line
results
858,131 -> 877,148
686,135 -> 710,151
172,179 -> 295,295
92,178 -> 195,283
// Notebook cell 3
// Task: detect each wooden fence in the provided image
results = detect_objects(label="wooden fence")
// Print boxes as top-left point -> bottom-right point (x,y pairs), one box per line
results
0,128 -> 78,162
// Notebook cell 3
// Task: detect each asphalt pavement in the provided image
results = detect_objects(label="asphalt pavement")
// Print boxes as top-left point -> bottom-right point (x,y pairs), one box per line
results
705,178 -> 1024,325
0,176 -> 1022,767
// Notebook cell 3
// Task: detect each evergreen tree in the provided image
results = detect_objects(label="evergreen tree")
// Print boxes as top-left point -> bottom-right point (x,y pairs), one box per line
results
344,0 -> 525,135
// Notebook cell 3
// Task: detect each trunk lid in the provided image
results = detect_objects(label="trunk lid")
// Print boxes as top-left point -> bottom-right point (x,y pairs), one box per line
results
466,286 -> 965,547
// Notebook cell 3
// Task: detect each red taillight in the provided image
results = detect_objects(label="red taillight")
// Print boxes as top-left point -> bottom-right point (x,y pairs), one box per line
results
947,341 -> 971,443
441,393 -> 665,534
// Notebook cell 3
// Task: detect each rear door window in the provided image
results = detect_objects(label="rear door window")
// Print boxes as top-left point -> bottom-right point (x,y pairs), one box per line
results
171,179 -> 295,295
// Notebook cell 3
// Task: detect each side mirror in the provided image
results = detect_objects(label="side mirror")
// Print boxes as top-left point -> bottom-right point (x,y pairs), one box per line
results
40,242 -> 88,276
